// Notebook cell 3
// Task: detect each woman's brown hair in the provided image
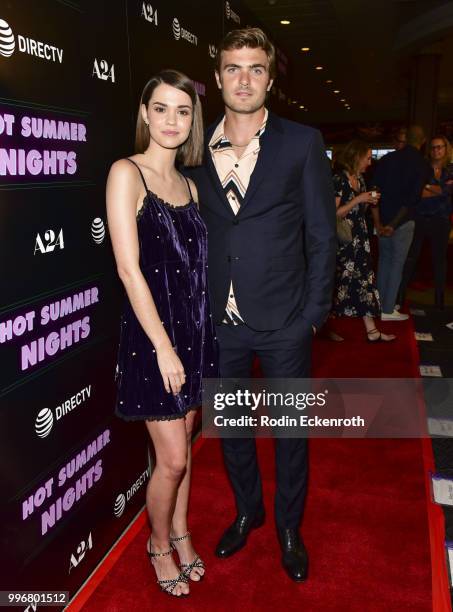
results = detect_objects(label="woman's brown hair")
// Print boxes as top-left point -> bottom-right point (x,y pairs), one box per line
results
336,140 -> 370,174
135,69 -> 204,167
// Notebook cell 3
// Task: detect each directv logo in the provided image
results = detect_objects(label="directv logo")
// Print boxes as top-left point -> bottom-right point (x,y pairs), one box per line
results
34,386 -> 92,439
114,493 -> 126,517
114,468 -> 150,518
0,19 -> 15,57
0,17 -> 63,62
172,17 -> 197,46
35,408 -> 54,438
91,218 -> 106,244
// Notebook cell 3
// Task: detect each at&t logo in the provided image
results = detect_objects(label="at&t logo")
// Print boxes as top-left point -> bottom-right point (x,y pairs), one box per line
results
0,19 -> 15,57
172,17 -> 197,46
0,17 -> 63,62
172,17 -> 181,40
69,531 -> 93,573
35,408 -> 54,438
91,217 -> 106,244
225,1 -> 240,24
114,493 -> 126,517
34,228 -> 64,255
141,3 -> 158,25
92,59 -> 115,83
208,44 -> 217,59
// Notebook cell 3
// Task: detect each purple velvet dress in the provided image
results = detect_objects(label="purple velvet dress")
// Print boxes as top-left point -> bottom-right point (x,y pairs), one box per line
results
115,159 -> 218,421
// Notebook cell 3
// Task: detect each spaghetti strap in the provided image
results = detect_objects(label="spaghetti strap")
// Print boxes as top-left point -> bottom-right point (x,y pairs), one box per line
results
126,158 -> 149,193
182,175 -> 193,201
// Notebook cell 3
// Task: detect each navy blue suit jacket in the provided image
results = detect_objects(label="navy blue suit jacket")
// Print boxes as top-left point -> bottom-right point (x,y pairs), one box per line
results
188,111 -> 336,331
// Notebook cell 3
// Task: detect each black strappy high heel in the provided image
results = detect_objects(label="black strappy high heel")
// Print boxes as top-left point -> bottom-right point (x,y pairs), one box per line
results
170,531 -> 205,581
147,542 -> 189,597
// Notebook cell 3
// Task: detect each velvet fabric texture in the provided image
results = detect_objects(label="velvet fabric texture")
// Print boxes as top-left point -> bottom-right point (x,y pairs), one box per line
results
115,163 -> 218,421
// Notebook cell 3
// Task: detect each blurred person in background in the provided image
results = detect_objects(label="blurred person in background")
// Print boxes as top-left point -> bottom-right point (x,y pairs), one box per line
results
372,125 -> 428,320
393,127 -> 407,151
331,140 -> 395,342
399,135 -> 453,309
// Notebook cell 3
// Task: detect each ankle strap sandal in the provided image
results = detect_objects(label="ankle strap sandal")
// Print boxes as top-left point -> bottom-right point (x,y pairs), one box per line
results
170,531 -> 206,580
148,546 -> 189,596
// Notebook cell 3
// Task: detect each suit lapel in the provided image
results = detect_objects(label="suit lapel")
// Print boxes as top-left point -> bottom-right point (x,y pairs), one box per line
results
239,112 -> 284,213
204,120 -> 234,216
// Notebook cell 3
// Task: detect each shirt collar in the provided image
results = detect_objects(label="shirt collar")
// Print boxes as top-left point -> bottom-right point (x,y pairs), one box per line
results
209,108 -> 268,150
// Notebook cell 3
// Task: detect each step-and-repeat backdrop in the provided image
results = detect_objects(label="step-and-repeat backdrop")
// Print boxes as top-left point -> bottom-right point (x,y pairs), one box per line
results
0,0 -> 292,607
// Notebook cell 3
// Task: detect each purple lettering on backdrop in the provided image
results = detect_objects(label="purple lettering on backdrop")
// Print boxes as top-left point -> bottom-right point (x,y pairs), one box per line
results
23,433 -> 109,531
20,316 -> 91,370
40,457 -> 104,535
0,109 -> 87,177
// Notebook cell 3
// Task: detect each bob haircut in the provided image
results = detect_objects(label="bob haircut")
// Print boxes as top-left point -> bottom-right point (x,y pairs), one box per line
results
215,27 -> 276,80
135,69 -> 204,167
336,140 -> 371,174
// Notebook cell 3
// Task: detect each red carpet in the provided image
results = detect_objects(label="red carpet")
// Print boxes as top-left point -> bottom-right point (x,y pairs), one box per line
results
74,317 -> 433,611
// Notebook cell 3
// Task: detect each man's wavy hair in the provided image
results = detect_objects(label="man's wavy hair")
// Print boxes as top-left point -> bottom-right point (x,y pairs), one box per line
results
215,27 -> 276,79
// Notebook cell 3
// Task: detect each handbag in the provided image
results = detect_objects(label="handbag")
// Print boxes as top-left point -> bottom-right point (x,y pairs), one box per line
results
336,216 -> 352,244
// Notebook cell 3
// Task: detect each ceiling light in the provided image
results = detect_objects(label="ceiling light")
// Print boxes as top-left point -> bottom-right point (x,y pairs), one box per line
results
299,105 -> 305,109
280,20 -> 290,24
326,79 -> 333,84
340,98 -> 346,102
315,66 -> 323,70
333,90 -> 340,94
301,47 -> 310,52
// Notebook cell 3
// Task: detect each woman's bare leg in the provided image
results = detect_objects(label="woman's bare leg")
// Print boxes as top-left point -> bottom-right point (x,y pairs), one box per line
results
145,418 -> 190,596
170,410 -> 205,580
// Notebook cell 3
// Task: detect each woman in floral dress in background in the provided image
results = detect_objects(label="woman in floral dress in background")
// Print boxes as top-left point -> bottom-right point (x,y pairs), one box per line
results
332,140 -> 395,342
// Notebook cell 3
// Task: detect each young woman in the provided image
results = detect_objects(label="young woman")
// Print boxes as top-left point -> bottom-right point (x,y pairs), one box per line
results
106,70 -> 218,597
400,135 -> 453,308
331,140 -> 395,342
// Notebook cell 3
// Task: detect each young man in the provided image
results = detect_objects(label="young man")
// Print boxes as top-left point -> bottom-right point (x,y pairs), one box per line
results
190,28 -> 336,582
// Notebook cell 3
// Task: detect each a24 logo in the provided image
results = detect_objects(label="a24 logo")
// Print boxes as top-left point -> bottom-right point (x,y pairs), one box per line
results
142,3 -> 158,25
34,229 -> 64,255
69,531 -> 93,573
93,58 -> 115,83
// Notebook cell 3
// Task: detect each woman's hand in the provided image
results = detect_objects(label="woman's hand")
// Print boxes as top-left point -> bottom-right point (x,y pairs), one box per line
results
358,191 -> 380,205
156,345 -> 186,395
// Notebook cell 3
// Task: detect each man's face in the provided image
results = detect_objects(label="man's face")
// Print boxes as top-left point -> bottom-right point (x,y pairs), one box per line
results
215,46 -> 273,114
394,131 -> 407,150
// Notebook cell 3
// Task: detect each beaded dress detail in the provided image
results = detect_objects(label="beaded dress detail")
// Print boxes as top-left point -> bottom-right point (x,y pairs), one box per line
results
115,159 -> 218,421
